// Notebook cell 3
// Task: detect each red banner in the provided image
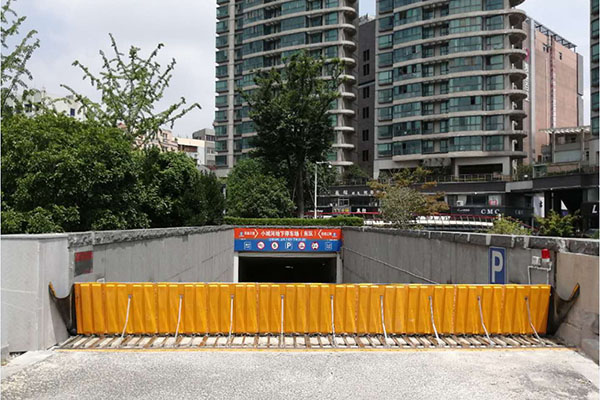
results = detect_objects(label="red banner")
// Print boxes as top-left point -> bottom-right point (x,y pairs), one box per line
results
234,228 -> 342,240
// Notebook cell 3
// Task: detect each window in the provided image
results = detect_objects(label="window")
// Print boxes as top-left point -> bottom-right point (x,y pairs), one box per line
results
378,107 -> 392,121
378,125 -> 393,139
393,45 -> 422,62
485,35 -> 504,50
325,12 -> 338,25
423,121 -> 434,134
395,83 -> 421,99
449,0 -> 482,15
485,115 -> 504,130
379,0 -> 393,13
486,95 -> 504,110
440,139 -> 448,152
281,16 -> 305,31
449,116 -> 482,131
215,140 -> 228,152
216,50 -> 228,63
449,136 -> 482,151
486,75 -> 504,90
393,102 -> 421,118
485,135 -> 504,151
377,143 -> 392,157
215,110 -> 227,121
379,52 -> 393,67
422,140 -> 434,154
449,36 -> 482,53
362,107 -> 370,119
422,64 -> 434,77
394,140 -> 421,155
378,88 -> 393,103
216,80 -> 228,92
395,8 -> 422,26
422,83 -> 434,96
593,18 -> 599,39
216,65 -> 228,78
216,20 -> 228,33
324,46 -> 338,58
423,46 -> 435,58
362,150 -> 369,162
380,16 -> 394,31
449,17 -> 482,34
216,35 -> 228,47
324,29 -> 338,42
485,0 -> 503,10
449,56 -> 482,72
448,96 -> 482,112
440,82 -> 449,94
378,34 -> 393,49
309,32 -> 322,44
363,49 -> 370,61
215,155 -> 227,167
363,86 -> 370,98
362,129 -> 369,141
282,1 -> 306,15
394,64 -> 421,81
394,121 -> 422,136
215,125 -> 227,136
393,27 -> 422,44
439,120 -> 449,133
378,70 -> 393,84
325,0 -> 339,8
280,32 -> 305,48
486,55 -> 504,70
422,103 -> 434,115
215,95 -> 228,106
449,76 -> 483,92
486,15 -> 504,30
363,63 -> 370,75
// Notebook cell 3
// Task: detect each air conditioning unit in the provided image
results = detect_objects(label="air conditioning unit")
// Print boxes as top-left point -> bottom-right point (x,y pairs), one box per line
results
456,200 -> 465,206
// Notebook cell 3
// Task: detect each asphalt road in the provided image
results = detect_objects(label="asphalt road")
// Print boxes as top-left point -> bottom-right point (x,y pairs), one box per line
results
2,348 -> 598,399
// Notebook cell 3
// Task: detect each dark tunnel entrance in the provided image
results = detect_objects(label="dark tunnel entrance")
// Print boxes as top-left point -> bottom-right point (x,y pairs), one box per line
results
238,255 -> 337,283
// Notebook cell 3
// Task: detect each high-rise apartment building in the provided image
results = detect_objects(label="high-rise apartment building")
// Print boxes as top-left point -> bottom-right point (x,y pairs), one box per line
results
214,0 -> 359,177
357,15 -> 376,177
373,0 -> 529,178
523,19 -> 584,164
592,0 -> 599,136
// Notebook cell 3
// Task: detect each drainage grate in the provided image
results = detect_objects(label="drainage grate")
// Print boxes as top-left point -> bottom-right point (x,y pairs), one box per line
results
59,334 -> 562,350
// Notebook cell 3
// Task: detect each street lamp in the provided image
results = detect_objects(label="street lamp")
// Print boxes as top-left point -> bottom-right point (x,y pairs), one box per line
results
314,161 -> 331,219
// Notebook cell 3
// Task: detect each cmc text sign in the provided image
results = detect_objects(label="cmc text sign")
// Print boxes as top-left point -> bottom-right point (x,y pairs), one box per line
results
488,247 -> 507,284
234,228 -> 342,252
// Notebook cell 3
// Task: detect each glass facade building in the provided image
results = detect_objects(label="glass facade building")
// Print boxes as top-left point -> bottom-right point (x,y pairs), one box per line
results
214,0 -> 359,175
374,0 -> 528,178
592,0 -> 599,136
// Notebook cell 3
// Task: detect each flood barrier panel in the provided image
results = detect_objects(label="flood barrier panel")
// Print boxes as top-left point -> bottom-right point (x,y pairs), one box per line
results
74,283 -> 550,336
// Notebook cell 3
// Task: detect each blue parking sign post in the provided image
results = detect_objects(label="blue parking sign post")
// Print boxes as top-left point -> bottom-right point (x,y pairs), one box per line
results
488,247 -> 507,284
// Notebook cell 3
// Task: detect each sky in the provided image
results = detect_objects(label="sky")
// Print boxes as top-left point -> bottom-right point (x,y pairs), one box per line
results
13,0 -> 593,137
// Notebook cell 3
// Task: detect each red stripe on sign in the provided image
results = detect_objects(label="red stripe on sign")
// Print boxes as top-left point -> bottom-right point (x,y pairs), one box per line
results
74,251 -> 93,262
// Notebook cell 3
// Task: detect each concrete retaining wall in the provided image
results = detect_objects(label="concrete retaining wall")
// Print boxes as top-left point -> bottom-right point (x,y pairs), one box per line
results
1,226 -> 234,356
1,235 -> 70,356
341,227 -> 599,361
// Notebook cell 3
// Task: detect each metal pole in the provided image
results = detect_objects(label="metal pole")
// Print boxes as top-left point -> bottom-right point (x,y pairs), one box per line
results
314,164 -> 318,219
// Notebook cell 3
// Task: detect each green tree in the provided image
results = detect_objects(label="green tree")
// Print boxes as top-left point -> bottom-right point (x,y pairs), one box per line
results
1,0 -> 40,115
242,52 -> 344,216
1,113 -> 149,232
370,167 -> 449,228
536,210 -> 578,237
226,158 -> 294,218
487,216 -> 532,235
137,148 -> 224,228
200,172 -> 225,225
62,34 -> 200,141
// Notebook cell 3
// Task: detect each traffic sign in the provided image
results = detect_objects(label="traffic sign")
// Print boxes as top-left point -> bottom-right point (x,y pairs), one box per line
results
257,241 -> 265,250
271,242 -> 279,250
489,247 -> 507,284
298,242 -> 306,250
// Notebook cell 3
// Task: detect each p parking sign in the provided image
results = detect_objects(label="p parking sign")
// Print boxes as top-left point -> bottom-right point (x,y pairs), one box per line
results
488,247 -> 507,284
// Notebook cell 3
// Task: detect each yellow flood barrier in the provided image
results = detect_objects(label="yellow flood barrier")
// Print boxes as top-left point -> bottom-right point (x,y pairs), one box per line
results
74,283 -> 550,336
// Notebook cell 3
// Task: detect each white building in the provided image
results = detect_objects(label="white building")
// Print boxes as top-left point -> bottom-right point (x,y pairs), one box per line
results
13,88 -> 85,120
175,137 -> 216,171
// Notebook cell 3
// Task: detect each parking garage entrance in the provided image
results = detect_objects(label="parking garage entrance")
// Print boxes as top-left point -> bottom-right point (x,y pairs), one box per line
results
233,227 -> 342,283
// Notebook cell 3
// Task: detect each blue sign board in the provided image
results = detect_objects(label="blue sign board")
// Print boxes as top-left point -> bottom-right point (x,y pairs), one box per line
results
234,238 -> 341,253
488,247 -> 507,284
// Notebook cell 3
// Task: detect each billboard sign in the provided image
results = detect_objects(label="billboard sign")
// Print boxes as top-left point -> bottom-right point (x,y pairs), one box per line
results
234,228 -> 342,252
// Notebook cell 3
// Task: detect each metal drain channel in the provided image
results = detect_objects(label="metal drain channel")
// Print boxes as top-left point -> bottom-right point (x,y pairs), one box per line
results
59,334 -> 562,350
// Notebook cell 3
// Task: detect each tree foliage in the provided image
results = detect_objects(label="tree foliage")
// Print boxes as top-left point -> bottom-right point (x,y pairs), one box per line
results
487,216 -> 532,235
242,52 -> 344,216
225,158 -> 294,218
1,0 -> 40,114
1,113 -> 224,233
62,34 -> 200,141
536,210 -> 578,237
370,167 -> 449,228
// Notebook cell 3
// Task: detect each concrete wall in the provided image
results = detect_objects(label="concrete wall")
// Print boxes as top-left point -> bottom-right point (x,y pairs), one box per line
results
1,235 -> 71,355
69,226 -> 234,283
555,252 -> 599,362
1,226 -> 234,356
341,227 -> 599,360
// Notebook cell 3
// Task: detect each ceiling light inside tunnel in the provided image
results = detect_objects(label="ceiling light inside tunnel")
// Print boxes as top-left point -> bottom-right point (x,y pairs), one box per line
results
284,265 -> 294,269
